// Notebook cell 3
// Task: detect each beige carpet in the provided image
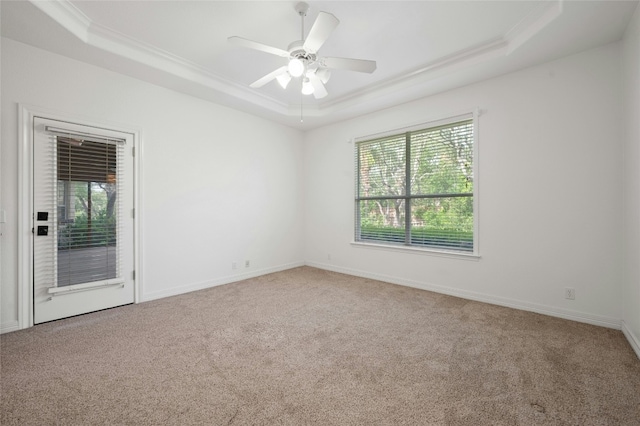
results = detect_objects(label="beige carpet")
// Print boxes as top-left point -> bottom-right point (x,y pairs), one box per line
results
2,266 -> 639,425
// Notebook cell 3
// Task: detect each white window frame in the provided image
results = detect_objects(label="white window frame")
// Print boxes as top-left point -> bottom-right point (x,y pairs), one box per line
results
351,110 -> 480,259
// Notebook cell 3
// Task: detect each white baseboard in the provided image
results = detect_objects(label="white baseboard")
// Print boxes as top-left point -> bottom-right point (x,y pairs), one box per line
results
621,321 -> 640,360
306,261 -> 622,330
1,320 -> 20,334
142,261 -> 305,302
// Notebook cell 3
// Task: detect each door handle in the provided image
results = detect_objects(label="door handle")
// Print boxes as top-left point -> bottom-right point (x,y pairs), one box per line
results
37,226 -> 49,236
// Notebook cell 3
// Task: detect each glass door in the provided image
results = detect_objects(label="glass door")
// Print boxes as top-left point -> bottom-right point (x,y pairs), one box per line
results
33,117 -> 134,324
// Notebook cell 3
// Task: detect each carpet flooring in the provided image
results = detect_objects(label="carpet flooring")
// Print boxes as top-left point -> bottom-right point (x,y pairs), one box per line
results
2,266 -> 639,425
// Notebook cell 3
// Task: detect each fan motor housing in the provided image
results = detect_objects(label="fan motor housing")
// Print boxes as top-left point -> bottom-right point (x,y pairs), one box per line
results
288,40 -> 317,62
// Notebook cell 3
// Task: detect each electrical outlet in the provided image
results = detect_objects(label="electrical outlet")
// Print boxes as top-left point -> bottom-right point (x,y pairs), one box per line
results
565,287 -> 575,300
245,260 -> 250,268
232,262 -> 237,270
327,253 -> 332,261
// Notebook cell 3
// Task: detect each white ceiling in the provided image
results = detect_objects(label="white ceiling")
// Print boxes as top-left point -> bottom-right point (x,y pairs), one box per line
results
2,0 -> 637,130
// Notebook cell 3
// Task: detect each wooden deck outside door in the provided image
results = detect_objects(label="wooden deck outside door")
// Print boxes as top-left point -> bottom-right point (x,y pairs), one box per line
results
32,117 -> 135,324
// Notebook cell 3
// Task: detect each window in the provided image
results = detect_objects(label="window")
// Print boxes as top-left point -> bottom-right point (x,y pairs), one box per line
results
355,114 -> 476,254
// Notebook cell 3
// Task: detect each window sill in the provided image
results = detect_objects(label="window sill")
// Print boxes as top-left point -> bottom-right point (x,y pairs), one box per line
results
350,241 -> 481,261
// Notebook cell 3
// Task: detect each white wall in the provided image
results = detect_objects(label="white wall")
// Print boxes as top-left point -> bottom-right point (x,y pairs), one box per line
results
623,6 -> 640,356
2,33 -> 636,339
304,43 -> 625,328
1,38 -> 304,331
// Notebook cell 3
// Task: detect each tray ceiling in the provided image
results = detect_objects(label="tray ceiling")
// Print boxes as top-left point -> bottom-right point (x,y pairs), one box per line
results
1,1 -> 637,129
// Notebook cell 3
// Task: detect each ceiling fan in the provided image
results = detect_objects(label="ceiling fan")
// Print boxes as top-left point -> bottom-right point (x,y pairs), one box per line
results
228,2 -> 376,99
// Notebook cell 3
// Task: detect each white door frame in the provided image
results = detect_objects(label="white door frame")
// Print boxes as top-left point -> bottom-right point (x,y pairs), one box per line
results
18,104 -> 143,329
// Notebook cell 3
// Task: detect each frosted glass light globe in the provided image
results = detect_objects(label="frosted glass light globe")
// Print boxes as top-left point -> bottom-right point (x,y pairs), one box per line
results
301,78 -> 314,95
288,58 -> 305,77
276,73 -> 292,89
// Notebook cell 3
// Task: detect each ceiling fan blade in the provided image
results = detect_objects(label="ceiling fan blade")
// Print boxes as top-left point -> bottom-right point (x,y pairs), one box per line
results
322,57 -> 377,73
303,12 -> 339,53
250,66 -> 289,88
307,73 -> 328,99
228,36 -> 290,58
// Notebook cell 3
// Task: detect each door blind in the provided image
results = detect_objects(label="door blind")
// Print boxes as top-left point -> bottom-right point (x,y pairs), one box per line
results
50,129 -> 125,287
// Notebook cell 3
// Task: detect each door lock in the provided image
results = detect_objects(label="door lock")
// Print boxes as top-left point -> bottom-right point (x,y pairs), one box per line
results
37,226 -> 49,236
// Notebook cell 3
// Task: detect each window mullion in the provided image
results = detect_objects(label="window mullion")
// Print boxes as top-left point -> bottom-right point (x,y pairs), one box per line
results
404,132 -> 411,246
355,143 -> 361,240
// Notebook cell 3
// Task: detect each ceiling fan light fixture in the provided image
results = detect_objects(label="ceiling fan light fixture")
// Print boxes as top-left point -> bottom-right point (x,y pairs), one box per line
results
276,72 -> 292,89
301,77 -> 314,95
288,58 -> 305,77
229,3 -> 376,102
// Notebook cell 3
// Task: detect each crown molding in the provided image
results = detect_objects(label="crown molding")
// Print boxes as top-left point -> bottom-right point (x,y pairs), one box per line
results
29,0 -> 291,115
37,0 -> 91,42
318,0 -> 563,113
505,0 -> 563,55
28,0 -> 562,120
